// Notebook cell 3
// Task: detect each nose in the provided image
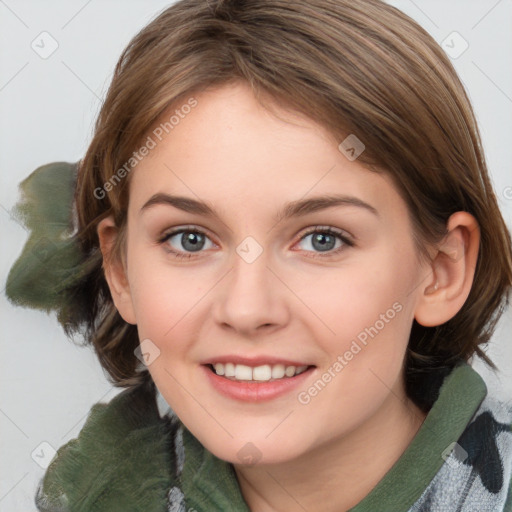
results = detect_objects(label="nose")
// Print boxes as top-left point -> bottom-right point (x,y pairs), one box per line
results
212,246 -> 290,337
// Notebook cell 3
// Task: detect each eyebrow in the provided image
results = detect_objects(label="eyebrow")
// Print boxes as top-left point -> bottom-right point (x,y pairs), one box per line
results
140,193 -> 379,221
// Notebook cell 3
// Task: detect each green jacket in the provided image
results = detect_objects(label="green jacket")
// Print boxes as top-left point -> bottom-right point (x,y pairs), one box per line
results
35,362 -> 512,511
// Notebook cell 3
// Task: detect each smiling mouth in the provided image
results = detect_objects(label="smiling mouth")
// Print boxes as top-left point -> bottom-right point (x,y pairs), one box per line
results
206,363 -> 314,382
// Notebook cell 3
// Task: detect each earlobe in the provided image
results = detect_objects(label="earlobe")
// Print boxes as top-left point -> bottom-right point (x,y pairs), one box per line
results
414,212 -> 480,327
97,216 -> 137,325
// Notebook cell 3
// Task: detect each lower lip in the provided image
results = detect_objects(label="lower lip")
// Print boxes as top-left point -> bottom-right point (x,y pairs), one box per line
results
202,364 -> 315,402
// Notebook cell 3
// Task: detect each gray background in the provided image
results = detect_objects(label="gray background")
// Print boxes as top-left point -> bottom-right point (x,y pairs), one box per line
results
1,1 -> 511,509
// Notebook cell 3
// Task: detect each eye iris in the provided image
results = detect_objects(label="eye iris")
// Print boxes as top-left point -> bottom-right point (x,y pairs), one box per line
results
312,232 -> 335,252
182,232 -> 205,252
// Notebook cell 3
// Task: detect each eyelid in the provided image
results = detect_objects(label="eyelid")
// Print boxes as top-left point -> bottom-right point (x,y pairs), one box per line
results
157,225 -> 217,260
297,225 -> 354,243
292,225 -> 354,258
158,225 -> 217,246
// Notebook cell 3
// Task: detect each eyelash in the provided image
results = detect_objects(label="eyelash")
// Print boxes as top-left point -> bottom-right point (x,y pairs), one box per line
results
157,225 -> 354,260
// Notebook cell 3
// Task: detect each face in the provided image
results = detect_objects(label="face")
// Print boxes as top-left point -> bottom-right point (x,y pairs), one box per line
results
118,82 -> 430,465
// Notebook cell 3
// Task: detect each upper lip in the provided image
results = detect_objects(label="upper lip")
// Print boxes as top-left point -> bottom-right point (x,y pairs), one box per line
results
201,355 -> 314,367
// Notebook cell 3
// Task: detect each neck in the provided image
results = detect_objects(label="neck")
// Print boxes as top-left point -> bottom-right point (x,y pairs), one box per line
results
233,388 -> 427,512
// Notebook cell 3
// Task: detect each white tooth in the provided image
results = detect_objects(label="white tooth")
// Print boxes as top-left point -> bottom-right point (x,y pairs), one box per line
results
253,365 -> 272,381
216,362 -> 309,380
214,363 -> 225,376
295,365 -> 308,375
271,364 -> 285,379
285,365 -> 297,377
235,364 -> 253,381
224,362 -> 236,377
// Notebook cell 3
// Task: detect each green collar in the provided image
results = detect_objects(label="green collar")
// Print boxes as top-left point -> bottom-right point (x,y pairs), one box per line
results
179,361 -> 487,511
349,361 -> 487,511
180,428 -> 251,511
38,362 -> 486,511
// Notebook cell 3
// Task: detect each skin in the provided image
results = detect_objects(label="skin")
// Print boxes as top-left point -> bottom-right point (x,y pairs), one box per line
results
98,81 -> 480,512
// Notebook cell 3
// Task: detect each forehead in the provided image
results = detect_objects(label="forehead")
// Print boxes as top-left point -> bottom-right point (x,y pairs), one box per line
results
128,82 -> 405,222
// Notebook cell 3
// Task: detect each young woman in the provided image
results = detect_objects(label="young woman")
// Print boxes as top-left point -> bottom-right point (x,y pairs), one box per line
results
6,0 -> 512,510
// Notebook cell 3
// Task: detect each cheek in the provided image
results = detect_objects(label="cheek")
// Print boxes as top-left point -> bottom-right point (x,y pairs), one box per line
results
127,246 -> 213,357
295,258 -> 416,435
298,247 -> 420,418
304,253 -> 415,348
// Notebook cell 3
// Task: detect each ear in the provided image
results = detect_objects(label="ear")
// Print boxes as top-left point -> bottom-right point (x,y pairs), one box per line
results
414,211 -> 480,327
97,216 -> 137,325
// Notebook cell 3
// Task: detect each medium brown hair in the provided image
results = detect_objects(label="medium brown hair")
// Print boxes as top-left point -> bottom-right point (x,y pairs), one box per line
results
67,0 -> 512,401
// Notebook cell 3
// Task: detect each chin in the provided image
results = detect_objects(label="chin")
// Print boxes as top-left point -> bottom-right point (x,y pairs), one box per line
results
195,428 -> 309,467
